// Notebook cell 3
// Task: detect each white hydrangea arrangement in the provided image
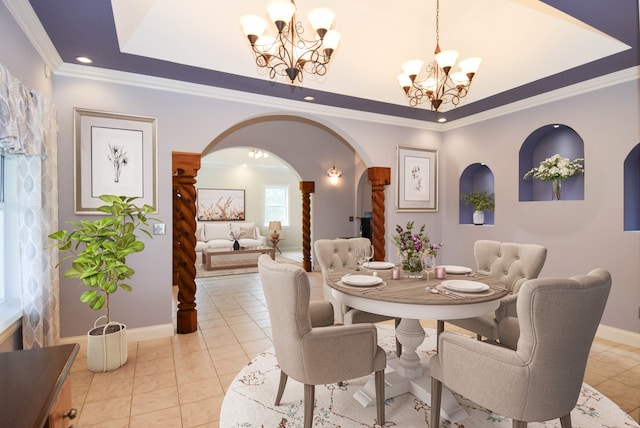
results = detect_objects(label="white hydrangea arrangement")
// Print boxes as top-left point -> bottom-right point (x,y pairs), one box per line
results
523,154 -> 584,181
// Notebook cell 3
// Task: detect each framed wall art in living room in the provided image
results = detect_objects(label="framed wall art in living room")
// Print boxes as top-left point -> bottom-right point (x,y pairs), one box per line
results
396,146 -> 438,212
197,188 -> 245,221
74,108 -> 157,214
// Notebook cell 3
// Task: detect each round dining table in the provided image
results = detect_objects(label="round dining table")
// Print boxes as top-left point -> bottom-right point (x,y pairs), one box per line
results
325,267 -> 509,423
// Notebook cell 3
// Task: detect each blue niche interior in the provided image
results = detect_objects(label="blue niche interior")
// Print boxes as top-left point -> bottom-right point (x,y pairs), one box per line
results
459,163 -> 495,225
519,124 -> 584,201
624,143 -> 640,231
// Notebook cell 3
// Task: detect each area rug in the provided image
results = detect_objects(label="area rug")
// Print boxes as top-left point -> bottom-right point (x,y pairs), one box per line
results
195,254 -> 300,278
220,325 -> 638,428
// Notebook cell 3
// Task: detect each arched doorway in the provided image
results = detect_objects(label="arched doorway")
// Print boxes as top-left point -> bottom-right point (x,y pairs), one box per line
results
172,114 -> 390,333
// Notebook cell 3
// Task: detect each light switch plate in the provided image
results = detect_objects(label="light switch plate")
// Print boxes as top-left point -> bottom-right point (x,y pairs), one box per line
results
153,223 -> 166,235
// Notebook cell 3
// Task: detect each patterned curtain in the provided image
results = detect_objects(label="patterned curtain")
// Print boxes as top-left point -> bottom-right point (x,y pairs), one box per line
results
0,63 -> 60,348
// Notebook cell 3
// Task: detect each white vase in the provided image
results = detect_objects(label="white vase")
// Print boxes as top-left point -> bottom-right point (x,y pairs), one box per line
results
473,210 -> 485,225
87,316 -> 128,372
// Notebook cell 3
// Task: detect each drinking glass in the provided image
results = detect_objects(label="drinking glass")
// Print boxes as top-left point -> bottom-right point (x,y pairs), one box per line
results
354,247 -> 366,271
363,244 -> 374,269
422,253 -> 436,287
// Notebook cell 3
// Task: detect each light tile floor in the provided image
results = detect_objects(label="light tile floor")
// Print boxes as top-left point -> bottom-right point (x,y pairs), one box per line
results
69,265 -> 640,427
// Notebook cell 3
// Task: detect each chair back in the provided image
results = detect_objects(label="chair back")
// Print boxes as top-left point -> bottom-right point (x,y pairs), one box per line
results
314,237 -> 371,272
258,255 -> 313,381
512,268 -> 611,420
474,240 -> 547,293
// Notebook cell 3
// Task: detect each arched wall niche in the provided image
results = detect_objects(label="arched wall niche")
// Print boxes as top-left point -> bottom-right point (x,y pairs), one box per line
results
519,124 -> 585,201
459,163 -> 495,225
623,143 -> 640,231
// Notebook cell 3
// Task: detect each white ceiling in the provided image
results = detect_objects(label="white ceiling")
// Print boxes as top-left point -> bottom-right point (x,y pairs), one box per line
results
109,0 -> 629,111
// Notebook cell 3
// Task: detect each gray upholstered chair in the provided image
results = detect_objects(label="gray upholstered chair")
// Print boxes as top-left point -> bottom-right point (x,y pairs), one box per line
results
430,268 -> 611,428
447,240 -> 547,340
258,255 -> 386,428
314,238 -> 393,324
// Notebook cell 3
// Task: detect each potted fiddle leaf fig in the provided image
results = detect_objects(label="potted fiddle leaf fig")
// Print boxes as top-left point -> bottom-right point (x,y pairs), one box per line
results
460,190 -> 495,225
48,194 -> 157,372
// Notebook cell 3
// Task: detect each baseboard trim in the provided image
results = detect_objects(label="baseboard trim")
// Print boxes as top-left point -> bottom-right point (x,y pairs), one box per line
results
596,324 -> 640,347
59,323 -> 174,350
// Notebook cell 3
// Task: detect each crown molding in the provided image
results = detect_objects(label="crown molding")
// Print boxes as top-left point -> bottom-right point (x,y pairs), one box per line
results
3,0 -> 62,69
55,63 -> 443,131
439,66 -> 640,131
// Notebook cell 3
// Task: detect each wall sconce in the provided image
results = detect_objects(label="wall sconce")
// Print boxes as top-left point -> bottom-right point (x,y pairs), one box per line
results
268,221 -> 282,239
327,165 -> 342,185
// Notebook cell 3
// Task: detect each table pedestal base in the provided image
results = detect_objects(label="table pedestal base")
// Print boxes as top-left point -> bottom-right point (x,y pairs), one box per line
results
353,358 -> 467,423
353,318 -> 468,423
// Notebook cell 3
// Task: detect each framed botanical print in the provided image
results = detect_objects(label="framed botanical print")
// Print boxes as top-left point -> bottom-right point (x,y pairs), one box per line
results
74,108 -> 157,214
397,146 -> 438,212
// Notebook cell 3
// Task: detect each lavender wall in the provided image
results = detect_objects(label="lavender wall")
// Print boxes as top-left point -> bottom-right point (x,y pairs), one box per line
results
441,79 -> 640,334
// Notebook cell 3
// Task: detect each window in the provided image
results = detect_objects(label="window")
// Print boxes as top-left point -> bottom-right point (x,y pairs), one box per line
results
0,155 -> 4,303
0,154 -> 22,336
264,185 -> 289,226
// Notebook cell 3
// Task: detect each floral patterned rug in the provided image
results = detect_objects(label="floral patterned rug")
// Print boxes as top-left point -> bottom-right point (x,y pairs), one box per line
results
221,325 -> 638,428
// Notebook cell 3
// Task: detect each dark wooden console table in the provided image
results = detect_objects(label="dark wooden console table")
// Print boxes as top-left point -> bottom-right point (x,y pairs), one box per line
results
0,343 -> 79,427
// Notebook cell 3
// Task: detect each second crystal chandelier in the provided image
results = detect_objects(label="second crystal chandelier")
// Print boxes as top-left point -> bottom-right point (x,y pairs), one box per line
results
241,1 -> 340,84
397,0 -> 481,111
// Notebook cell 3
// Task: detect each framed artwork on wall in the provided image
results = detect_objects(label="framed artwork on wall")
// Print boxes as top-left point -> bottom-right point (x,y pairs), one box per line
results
396,146 -> 438,212
74,108 -> 157,214
197,188 -> 246,221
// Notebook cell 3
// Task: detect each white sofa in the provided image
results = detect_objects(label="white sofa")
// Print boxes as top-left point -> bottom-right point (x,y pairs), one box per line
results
195,222 -> 266,252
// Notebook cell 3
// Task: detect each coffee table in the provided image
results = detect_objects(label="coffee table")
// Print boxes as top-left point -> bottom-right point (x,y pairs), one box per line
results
201,246 -> 275,271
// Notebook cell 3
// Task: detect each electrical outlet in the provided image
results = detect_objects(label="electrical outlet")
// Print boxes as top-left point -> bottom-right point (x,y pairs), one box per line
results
153,223 -> 166,235
349,216 -> 354,222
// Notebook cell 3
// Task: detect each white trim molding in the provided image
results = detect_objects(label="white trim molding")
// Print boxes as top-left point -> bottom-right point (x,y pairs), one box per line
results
596,323 -> 640,348
59,323 -> 174,351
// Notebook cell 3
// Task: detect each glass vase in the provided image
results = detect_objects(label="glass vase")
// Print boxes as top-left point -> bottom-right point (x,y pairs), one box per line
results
401,255 -> 423,278
552,179 -> 561,201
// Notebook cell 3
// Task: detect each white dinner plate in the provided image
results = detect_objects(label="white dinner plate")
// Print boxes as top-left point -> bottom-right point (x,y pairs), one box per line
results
341,275 -> 383,287
441,280 -> 489,293
363,261 -> 395,270
441,265 -> 473,274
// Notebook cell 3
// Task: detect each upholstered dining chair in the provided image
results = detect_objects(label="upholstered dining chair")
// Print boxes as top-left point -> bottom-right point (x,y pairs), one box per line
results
447,240 -> 547,340
314,238 -> 394,324
257,255 -> 386,428
430,268 -> 611,428
315,238 -> 402,356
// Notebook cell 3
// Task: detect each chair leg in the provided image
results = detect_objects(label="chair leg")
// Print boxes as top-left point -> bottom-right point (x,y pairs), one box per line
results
304,384 -> 315,428
559,414 -> 572,428
395,318 -> 402,357
274,370 -> 288,406
512,420 -> 527,428
375,369 -> 385,426
430,376 -> 442,427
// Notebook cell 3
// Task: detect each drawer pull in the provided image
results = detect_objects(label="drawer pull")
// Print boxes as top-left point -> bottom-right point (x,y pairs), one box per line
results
64,408 -> 78,419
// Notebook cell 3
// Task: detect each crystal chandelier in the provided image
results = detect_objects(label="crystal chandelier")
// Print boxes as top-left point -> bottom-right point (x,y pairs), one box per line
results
397,0 -> 481,111
241,1 -> 340,84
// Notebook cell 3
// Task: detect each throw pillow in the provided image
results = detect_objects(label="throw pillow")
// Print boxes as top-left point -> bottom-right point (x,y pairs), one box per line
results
195,223 -> 206,241
240,225 -> 256,239
204,223 -> 231,241
231,222 -> 256,240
